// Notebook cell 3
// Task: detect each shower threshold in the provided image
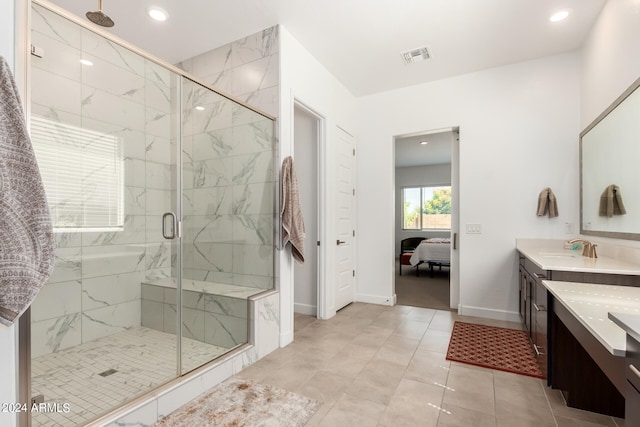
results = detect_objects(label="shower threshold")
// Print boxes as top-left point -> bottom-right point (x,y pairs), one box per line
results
31,326 -> 227,427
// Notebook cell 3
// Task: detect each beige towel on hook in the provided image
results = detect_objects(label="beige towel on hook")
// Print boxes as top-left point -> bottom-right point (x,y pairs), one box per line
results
536,188 -> 559,218
599,184 -> 627,217
0,56 -> 55,327
281,156 -> 305,263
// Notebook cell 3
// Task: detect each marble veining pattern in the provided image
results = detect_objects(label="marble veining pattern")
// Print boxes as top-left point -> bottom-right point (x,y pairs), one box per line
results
32,4 -> 80,48
31,313 -> 82,358
141,279 -> 257,351
143,277 -> 266,299
31,326 -> 227,427
29,12 -> 278,425
177,27 -> 277,287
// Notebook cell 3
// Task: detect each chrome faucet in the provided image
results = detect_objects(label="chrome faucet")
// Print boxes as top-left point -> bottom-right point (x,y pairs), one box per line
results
567,238 -> 598,259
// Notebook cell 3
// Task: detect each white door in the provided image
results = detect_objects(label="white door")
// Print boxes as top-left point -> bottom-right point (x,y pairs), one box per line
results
335,127 -> 356,310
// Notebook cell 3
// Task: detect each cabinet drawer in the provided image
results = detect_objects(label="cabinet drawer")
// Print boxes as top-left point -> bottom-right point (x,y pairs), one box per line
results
523,257 -> 548,281
627,335 -> 640,393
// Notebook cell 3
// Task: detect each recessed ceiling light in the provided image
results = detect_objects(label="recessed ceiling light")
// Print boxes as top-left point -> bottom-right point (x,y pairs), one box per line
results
420,141 -> 429,145
147,7 -> 168,22
79,59 -> 93,66
550,9 -> 570,22
195,106 -> 205,111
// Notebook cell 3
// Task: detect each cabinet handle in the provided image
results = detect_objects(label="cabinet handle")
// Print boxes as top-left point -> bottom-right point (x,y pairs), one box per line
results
533,344 -> 546,356
630,364 -> 640,380
533,273 -> 547,279
533,303 -> 546,312
336,240 -> 345,245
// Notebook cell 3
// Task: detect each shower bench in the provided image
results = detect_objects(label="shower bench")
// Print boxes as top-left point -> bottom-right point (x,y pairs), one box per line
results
140,278 -> 267,349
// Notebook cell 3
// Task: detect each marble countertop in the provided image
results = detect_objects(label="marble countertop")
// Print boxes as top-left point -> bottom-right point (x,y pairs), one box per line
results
517,239 -> 640,275
542,280 -> 640,356
609,312 -> 640,345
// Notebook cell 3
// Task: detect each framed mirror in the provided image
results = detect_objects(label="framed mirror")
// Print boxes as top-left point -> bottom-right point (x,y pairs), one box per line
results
581,76 -> 640,240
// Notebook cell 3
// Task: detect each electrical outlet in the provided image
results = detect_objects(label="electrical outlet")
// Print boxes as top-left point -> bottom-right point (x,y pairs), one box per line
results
466,224 -> 482,234
564,222 -> 574,234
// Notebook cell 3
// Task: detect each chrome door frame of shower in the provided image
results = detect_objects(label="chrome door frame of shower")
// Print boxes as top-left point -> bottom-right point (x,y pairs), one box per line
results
17,1 -> 278,426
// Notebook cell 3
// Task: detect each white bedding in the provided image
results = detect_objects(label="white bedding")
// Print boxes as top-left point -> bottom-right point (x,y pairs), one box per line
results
409,239 -> 451,266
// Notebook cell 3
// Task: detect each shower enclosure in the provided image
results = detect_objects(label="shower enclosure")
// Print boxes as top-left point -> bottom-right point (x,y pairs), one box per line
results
27,2 -> 276,426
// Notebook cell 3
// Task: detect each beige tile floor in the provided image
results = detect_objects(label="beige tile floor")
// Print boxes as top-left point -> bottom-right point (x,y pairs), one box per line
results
236,302 -> 626,427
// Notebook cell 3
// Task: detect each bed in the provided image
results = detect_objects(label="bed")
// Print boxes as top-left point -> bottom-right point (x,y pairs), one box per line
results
409,238 -> 451,277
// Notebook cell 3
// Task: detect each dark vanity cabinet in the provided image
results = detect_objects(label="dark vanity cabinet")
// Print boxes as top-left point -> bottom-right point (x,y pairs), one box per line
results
626,334 -> 640,426
518,257 -> 531,331
518,251 -> 640,383
518,250 -> 640,417
532,278 -> 548,375
518,255 -> 548,377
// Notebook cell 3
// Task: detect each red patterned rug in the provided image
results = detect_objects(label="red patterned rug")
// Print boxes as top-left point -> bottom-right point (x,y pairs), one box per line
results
446,321 -> 544,379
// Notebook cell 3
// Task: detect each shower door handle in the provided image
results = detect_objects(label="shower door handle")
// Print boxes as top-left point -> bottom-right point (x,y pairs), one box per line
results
162,212 -> 178,239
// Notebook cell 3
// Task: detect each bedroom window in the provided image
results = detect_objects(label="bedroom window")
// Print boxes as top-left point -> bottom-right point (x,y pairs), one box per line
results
402,186 -> 451,230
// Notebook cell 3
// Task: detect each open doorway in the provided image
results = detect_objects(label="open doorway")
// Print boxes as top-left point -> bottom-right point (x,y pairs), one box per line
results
394,128 -> 458,311
292,103 -> 320,322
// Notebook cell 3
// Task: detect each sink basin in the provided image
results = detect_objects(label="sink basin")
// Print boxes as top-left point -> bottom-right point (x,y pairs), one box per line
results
540,252 -> 578,259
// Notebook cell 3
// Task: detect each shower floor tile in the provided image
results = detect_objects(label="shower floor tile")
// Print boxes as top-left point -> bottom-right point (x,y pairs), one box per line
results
31,326 -> 228,427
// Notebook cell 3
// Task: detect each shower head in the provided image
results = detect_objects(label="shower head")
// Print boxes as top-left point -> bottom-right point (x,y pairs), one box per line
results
86,0 -> 114,27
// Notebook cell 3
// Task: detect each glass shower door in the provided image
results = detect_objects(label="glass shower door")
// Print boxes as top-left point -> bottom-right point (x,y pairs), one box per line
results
180,78 -> 236,373
179,78 -> 276,374
29,4 -> 181,425
28,2 -> 276,424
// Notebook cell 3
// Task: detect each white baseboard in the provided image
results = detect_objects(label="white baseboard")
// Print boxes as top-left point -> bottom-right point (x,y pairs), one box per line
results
280,330 -> 293,347
459,305 -> 521,323
355,293 -> 394,306
294,303 -> 317,316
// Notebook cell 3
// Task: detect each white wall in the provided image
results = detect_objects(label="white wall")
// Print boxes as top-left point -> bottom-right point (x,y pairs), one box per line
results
577,0 -> 640,252
1,1 -> 18,426
357,52 -> 582,321
395,163 -> 452,256
293,105 -> 318,315
581,0 -> 640,128
279,25 -> 357,338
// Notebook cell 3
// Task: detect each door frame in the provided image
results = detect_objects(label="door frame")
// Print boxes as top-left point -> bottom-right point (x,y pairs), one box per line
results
392,126 -> 460,311
334,125 -> 357,311
292,99 -> 327,319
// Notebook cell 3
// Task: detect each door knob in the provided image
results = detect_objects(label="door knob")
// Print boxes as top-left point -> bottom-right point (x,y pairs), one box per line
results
336,240 -> 345,245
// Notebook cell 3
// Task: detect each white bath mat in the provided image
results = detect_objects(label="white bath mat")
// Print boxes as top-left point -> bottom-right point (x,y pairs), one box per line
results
153,377 -> 321,427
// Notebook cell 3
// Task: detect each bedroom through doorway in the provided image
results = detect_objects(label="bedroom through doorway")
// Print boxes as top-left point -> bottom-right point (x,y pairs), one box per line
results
394,128 -> 458,311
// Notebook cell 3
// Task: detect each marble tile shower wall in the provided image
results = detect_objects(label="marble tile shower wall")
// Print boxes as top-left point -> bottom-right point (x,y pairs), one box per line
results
176,26 -> 279,118
29,5 -> 177,358
177,27 -> 279,290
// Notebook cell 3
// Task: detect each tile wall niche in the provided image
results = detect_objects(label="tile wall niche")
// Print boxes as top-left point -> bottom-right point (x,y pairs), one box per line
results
30,4 -> 176,358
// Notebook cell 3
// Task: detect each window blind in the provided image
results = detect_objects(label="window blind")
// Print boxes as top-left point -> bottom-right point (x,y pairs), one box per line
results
30,115 -> 125,232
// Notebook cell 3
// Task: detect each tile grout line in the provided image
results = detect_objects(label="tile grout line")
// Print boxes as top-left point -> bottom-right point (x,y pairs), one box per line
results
539,378 -> 560,427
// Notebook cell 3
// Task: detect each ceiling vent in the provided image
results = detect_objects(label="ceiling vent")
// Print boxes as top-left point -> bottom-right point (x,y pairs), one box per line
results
401,47 -> 431,65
